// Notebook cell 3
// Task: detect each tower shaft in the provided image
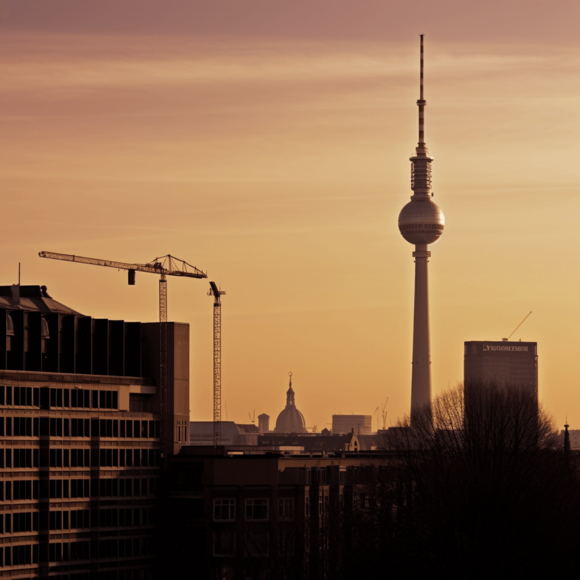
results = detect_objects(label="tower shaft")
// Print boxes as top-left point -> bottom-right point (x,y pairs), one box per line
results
411,244 -> 432,421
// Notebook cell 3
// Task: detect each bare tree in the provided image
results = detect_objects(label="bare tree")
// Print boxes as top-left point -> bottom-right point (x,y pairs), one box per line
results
380,383 -> 580,577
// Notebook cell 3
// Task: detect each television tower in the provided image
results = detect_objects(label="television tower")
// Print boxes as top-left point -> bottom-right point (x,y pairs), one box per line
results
398,36 -> 445,423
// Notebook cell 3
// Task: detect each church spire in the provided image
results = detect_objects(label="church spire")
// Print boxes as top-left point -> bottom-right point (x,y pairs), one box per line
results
286,371 -> 295,406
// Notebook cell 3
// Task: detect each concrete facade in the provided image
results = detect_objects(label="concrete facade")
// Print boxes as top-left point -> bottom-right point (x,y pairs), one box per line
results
0,285 -> 190,580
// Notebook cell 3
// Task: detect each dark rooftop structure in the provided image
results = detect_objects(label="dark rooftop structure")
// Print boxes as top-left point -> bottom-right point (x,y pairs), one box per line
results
0,285 -> 81,315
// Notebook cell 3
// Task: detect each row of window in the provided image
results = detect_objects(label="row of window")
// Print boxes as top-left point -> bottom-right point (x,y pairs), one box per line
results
0,505 -> 156,534
0,572 -> 147,580
0,386 -> 119,410
0,447 -> 159,469
0,477 -> 158,501
99,448 -> 159,468
0,506 -> 156,534
213,531 -> 296,558
0,416 -> 160,439
0,543 -> 36,567
213,496 -> 336,522
214,498 -> 295,522
278,466 -> 347,485
96,419 -> 160,439
56,571 -> 148,580
0,537 -> 153,567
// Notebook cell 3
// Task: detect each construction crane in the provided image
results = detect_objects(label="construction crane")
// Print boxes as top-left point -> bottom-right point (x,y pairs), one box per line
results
502,311 -> 532,342
208,281 -> 225,447
38,251 -> 207,459
372,406 -> 379,432
381,398 -> 389,430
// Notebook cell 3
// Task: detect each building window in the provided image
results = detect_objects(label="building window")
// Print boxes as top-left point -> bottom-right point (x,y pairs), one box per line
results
278,498 -> 294,520
213,499 -> 236,522
245,499 -> 268,521
213,531 -> 235,557
278,530 -> 295,556
213,568 -> 234,580
244,532 -> 269,557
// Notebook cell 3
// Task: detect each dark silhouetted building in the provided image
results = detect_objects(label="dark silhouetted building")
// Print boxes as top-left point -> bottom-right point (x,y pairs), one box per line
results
273,375 -> 307,434
464,341 -> 538,398
331,415 -> 371,435
164,447 -> 396,580
0,284 -> 190,579
190,422 -> 259,446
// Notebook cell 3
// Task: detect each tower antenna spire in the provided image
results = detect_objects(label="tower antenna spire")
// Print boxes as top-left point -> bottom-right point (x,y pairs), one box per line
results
418,34 -> 426,147
420,34 -> 424,100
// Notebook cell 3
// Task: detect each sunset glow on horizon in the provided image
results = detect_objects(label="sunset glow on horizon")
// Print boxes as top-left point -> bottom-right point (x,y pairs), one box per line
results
2,0 -> 580,432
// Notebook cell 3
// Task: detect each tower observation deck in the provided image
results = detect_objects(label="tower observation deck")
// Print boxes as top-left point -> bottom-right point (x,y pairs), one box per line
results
398,36 -> 445,423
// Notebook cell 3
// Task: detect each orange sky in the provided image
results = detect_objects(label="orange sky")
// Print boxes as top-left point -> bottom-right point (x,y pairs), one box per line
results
1,1 -> 580,432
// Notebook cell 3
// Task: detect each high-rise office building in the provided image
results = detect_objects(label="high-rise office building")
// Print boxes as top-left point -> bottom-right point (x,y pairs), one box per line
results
397,36 -> 445,422
0,284 -> 190,579
463,341 -> 538,398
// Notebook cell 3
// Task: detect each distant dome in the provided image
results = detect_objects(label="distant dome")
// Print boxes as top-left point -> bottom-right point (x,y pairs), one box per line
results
274,374 -> 307,434
398,196 -> 445,245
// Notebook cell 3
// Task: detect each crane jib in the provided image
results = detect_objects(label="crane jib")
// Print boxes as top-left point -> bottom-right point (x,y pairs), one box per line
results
38,251 -> 207,279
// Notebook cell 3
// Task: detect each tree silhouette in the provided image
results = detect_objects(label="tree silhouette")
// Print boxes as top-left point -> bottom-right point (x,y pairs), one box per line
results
381,384 -> 580,577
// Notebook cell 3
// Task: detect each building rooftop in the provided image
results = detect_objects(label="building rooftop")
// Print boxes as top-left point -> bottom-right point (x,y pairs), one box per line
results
0,285 -> 81,315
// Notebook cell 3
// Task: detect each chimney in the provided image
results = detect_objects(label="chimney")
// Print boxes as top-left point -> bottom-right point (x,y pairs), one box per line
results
11,284 -> 20,306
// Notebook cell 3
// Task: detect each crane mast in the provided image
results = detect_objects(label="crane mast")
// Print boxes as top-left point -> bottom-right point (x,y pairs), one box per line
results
208,282 -> 225,447
39,251 -> 207,459
159,274 -> 168,457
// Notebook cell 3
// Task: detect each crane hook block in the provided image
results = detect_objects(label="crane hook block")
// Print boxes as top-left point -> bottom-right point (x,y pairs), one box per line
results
128,270 -> 136,285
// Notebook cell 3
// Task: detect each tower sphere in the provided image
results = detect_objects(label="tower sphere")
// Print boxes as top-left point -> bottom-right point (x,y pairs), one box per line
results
398,196 -> 445,245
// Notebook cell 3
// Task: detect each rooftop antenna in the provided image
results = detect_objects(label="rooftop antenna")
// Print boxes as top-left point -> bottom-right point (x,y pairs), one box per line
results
502,311 -> 532,342
18,263 -> 21,285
